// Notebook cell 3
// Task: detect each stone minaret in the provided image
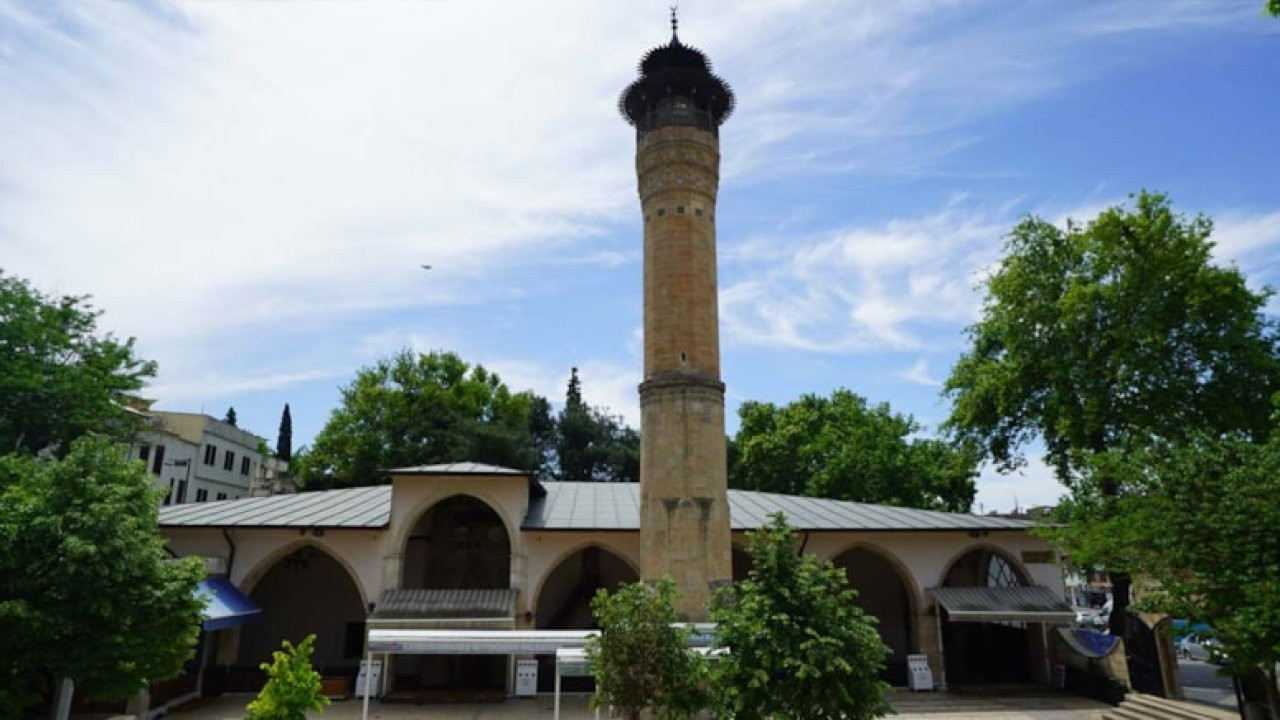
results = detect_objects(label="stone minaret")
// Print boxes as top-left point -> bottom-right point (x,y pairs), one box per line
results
620,14 -> 735,619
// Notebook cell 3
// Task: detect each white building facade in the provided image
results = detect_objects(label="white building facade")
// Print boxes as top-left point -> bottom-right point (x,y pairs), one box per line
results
129,411 -> 269,505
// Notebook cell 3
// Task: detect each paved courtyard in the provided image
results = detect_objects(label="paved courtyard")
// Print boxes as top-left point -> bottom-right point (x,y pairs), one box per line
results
166,689 -> 1110,719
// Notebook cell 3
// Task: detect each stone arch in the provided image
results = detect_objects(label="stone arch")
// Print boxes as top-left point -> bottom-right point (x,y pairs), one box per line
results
239,538 -> 369,609
938,544 -> 1034,685
529,540 -> 639,612
939,543 -> 1030,588
389,490 -> 520,569
532,543 -> 640,693
400,493 -> 512,590
236,542 -> 368,680
830,542 -> 921,686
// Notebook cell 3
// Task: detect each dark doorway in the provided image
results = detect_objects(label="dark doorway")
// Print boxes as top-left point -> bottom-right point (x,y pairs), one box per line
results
397,495 -> 512,696
941,548 -> 1032,685
236,546 -> 366,690
832,547 -> 915,686
533,546 -> 638,692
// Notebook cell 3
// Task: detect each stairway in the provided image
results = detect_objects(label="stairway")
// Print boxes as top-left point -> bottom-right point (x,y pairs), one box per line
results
1103,692 -> 1237,720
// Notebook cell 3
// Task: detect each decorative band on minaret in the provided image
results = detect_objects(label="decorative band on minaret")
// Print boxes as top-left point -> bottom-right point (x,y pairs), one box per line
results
620,15 -> 735,619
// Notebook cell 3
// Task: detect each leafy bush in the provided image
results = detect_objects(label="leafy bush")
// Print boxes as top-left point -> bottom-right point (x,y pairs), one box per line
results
245,635 -> 329,720
586,578 -> 707,719
710,513 -> 891,719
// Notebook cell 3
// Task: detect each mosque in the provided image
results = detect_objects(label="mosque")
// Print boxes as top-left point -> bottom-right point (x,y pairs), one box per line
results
158,17 -> 1077,707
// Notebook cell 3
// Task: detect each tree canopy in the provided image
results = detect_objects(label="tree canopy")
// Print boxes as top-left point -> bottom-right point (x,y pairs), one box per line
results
295,350 -> 543,488
0,272 -> 156,456
1047,433 -> 1280,716
944,192 -> 1278,486
710,513 -> 891,719
556,368 -> 640,483
0,435 -> 205,709
729,389 -> 978,511
944,191 -> 1280,639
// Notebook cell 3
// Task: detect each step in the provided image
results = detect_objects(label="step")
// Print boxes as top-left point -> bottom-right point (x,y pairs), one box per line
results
1128,693 -> 1236,720
1102,708 -> 1149,720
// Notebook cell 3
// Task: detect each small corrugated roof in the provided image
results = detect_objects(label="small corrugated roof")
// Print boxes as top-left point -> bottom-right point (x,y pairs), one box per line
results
371,588 -> 517,620
159,481 -> 1036,532
385,462 -> 527,476
159,485 -> 391,528
932,585 -> 1075,623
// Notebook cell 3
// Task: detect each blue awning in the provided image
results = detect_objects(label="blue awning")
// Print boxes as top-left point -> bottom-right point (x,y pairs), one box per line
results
198,577 -> 261,631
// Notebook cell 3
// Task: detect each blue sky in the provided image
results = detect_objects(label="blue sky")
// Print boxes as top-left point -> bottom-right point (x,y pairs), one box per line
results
3,1 -> 1278,511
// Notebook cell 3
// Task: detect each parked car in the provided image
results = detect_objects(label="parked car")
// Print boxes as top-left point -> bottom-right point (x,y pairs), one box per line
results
1075,599 -> 1112,631
1176,632 -> 1226,664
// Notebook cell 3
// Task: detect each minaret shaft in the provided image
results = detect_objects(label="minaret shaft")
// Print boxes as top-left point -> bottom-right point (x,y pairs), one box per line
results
636,125 -> 731,619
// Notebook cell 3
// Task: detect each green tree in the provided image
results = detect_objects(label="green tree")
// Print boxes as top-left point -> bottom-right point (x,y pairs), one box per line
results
0,435 -> 205,710
944,191 -> 1279,630
710,513 -> 891,720
276,403 -> 293,463
296,349 -> 545,488
245,634 -> 330,720
586,578 -> 707,720
556,367 -> 640,483
0,272 -> 156,456
730,389 -> 978,511
1047,434 -> 1280,718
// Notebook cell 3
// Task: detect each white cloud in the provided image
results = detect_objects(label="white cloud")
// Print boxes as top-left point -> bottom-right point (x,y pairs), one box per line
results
974,455 -> 1067,515
483,358 -> 640,428
721,199 -> 1008,352
149,368 -> 344,405
0,0 -> 1268,415
1211,210 -> 1280,269
898,357 -> 941,387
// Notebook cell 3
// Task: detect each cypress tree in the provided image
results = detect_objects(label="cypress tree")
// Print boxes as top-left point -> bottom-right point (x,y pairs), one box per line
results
276,404 -> 293,462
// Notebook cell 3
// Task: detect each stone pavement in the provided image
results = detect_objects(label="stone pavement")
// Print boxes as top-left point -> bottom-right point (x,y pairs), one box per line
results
166,689 -> 1110,719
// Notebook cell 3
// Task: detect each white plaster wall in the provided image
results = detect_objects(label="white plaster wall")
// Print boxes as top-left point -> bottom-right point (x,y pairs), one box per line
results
164,527 -> 385,609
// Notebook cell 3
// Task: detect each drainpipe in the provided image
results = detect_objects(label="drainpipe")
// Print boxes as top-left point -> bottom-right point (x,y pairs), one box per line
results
221,528 -> 236,577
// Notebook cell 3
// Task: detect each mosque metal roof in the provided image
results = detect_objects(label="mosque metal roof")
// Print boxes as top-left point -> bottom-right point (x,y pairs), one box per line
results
525,483 -> 1035,532
160,481 -> 1034,532
159,485 -> 391,528
385,462 -> 528,476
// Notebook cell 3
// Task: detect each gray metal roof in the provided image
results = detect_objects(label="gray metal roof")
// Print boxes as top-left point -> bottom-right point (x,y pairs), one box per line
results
932,585 -> 1075,623
371,588 -> 517,620
523,482 -> 1036,532
159,481 -> 1036,532
725,488 -> 1034,531
385,462 -> 527,476
158,485 -> 391,528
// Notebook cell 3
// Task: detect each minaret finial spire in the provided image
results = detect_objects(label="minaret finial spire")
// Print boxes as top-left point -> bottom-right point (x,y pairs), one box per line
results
670,5 -> 679,42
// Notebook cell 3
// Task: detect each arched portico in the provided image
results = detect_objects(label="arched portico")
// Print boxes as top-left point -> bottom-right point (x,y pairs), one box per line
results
235,543 -> 367,687
401,494 -> 512,590
533,544 -> 639,691
392,493 -> 513,697
832,544 -> 920,686
939,545 -> 1033,685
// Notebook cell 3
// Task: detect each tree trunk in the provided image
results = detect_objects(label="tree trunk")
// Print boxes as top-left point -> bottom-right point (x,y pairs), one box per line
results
1108,573 -> 1131,638
1264,665 -> 1280,720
